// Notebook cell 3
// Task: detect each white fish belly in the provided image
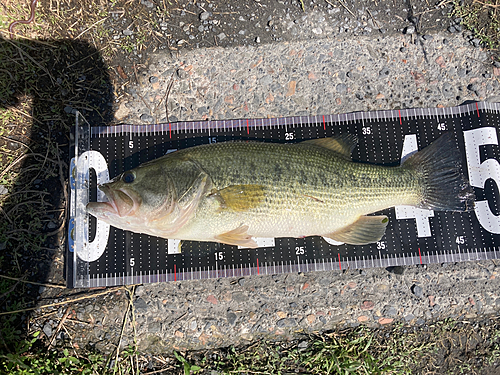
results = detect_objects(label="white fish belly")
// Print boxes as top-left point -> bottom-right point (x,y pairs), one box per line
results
177,185 -> 417,241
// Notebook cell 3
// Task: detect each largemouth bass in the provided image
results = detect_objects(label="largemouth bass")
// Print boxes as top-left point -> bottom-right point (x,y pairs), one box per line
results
87,133 -> 474,247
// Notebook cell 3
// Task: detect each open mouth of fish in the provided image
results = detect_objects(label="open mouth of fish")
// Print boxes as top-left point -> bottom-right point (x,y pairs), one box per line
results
89,184 -> 137,217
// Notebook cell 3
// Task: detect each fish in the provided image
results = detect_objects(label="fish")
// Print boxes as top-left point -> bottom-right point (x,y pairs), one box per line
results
86,133 -> 475,248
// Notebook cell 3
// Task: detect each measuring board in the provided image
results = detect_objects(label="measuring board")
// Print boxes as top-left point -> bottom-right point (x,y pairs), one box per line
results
67,101 -> 500,288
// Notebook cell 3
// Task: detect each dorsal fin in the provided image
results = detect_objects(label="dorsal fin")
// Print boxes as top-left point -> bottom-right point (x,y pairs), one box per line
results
299,134 -> 358,159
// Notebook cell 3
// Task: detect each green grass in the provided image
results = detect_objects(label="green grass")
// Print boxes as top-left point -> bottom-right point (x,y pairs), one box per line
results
451,0 -> 500,52
4,315 -> 500,374
1,338 -> 105,375
210,327 -> 419,374
184,318 -> 500,374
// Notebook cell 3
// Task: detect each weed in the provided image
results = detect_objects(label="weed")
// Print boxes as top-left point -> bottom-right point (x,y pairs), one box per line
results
174,351 -> 202,375
0,331 -> 106,375
451,0 -> 500,53
211,327 -> 417,374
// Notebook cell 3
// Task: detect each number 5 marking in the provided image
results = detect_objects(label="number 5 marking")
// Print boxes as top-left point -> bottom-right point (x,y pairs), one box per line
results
464,127 -> 500,234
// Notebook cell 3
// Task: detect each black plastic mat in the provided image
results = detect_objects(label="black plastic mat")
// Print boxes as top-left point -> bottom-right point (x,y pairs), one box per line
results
67,101 -> 500,288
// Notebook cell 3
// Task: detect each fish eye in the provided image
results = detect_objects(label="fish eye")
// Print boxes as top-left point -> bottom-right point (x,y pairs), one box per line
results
122,172 -> 135,183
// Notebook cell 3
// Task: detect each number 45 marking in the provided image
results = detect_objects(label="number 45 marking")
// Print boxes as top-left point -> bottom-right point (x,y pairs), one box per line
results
395,135 -> 435,237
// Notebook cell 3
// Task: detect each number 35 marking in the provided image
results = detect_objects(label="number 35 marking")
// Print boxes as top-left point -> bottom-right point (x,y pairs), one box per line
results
464,127 -> 500,234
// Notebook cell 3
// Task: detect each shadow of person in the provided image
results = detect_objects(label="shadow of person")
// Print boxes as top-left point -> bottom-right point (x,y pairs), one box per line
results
0,35 -> 113,351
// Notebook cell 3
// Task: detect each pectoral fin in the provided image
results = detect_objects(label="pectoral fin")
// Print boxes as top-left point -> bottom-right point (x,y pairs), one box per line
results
215,225 -> 258,248
212,184 -> 265,212
323,215 -> 389,245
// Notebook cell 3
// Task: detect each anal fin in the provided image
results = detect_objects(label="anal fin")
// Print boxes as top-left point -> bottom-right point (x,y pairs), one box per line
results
323,215 -> 389,245
215,225 -> 258,248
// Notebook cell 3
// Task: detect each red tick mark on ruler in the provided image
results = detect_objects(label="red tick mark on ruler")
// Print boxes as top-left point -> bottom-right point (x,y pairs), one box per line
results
476,102 -> 480,117
418,248 -> 422,264
169,123 -> 171,139
257,258 -> 260,275
323,115 -> 326,131
338,253 -> 342,270
398,110 -> 402,125
247,119 -> 249,135
174,264 -> 177,281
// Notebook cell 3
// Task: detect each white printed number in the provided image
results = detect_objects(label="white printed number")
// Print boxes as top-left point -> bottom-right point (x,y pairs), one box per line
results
214,252 -> 224,261
464,127 -> 500,234
295,246 -> 305,255
362,127 -> 372,135
285,132 -> 295,140
74,151 -> 110,262
395,134 -> 435,237
209,137 -> 217,144
455,236 -> 465,245
128,140 -> 134,149
376,241 -> 386,250
129,257 -> 135,267
437,123 -> 447,131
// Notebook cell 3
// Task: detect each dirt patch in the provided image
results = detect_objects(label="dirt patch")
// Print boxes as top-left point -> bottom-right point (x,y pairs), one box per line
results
451,0 -> 500,53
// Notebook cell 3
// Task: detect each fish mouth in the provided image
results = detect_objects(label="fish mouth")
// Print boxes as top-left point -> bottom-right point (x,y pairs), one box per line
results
90,184 -> 138,217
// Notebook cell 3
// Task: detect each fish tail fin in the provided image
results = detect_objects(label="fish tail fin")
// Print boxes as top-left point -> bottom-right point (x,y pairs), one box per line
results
402,133 -> 475,212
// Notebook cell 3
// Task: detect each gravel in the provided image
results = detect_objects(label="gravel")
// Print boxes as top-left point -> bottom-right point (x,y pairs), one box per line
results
412,285 -> 424,298
200,11 -> 211,21
139,114 -> 154,123
336,83 -> 348,94
36,261 -> 500,354
43,323 -> 52,338
404,26 -> 415,35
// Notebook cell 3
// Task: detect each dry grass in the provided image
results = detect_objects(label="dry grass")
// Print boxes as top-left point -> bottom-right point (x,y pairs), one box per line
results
452,0 -> 500,52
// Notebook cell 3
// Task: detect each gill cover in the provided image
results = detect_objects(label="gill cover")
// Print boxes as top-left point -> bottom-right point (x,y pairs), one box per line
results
87,155 -> 212,238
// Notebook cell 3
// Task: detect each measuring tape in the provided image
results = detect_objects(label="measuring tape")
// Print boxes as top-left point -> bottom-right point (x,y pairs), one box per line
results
67,101 -> 500,288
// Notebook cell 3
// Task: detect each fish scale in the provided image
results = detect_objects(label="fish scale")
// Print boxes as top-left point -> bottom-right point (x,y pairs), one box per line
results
179,142 -> 419,238
68,101 -> 500,289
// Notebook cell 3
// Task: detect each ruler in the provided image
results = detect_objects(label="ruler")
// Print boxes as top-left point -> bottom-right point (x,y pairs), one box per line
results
67,101 -> 500,288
